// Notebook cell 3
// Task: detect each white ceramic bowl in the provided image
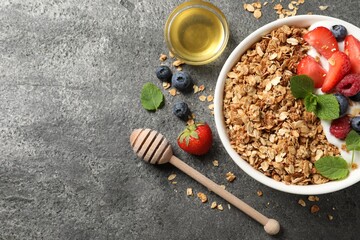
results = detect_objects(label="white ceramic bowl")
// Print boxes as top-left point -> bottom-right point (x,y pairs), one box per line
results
214,15 -> 360,195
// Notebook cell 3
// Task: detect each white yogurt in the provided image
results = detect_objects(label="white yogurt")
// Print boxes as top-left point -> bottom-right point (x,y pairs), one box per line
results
307,20 -> 360,162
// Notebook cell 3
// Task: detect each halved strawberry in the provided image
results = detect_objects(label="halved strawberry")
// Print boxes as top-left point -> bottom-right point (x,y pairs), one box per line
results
303,27 -> 339,59
321,52 -> 351,93
344,35 -> 360,73
297,56 -> 327,88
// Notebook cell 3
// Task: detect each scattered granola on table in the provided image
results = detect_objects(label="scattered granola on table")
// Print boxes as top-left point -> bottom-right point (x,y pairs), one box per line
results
308,195 -> 320,202
298,199 -> 306,207
169,88 -> 177,96
173,59 -> 185,67
310,204 -> 320,213
226,172 -> 236,182
159,53 -> 167,61
162,82 -> 171,90
223,25 -> 340,185
197,192 -> 208,203
199,95 -> 207,102
212,160 -> 219,167
167,174 -> 176,181
186,188 -> 193,196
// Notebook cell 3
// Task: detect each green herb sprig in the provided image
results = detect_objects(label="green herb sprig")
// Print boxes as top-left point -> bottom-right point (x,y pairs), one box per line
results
315,156 -> 349,180
345,130 -> 360,165
290,75 -> 339,120
140,82 -> 164,111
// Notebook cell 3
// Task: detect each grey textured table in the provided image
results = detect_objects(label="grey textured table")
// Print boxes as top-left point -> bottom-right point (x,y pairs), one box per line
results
1,0 -> 360,239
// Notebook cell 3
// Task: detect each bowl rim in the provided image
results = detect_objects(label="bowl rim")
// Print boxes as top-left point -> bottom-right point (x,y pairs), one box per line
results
214,15 -> 360,195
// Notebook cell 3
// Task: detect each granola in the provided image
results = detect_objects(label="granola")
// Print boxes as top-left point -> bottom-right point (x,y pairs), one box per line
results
186,188 -> 193,196
223,25 -> 340,185
212,160 -> 219,167
298,199 -> 306,207
197,192 -> 208,203
168,174 -> 176,181
310,204 -> 320,213
225,172 -> 236,182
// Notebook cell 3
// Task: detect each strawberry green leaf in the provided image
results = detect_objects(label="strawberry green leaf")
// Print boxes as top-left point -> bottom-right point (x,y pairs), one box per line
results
185,135 -> 190,146
178,124 -> 198,147
315,156 -> 349,180
190,131 -> 199,139
290,75 -> 314,99
140,82 -> 164,111
179,134 -> 186,144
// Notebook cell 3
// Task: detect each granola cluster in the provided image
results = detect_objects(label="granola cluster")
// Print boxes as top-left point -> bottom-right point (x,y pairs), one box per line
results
223,25 -> 340,185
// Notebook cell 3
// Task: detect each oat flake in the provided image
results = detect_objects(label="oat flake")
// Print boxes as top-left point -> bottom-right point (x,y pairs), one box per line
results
168,174 -> 176,181
212,160 -> 219,167
298,199 -> 306,207
197,192 -> 208,203
159,54 -> 167,61
186,188 -> 193,196
199,95 -> 207,101
254,9 -> 262,19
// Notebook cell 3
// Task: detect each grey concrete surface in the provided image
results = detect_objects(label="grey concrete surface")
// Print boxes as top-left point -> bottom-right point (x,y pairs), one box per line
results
1,0 -> 360,239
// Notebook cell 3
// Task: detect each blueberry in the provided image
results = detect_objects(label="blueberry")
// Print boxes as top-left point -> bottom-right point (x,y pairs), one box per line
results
171,72 -> 193,92
331,25 -> 347,42
334,93 -> 349,116
349,92 -> 360,102
173,101 -> 190,120
155,66 -> 172,82
351,116 -> 360,132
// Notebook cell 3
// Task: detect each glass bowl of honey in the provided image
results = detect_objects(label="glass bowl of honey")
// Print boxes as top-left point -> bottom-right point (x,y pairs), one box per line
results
164,1 -> 229,65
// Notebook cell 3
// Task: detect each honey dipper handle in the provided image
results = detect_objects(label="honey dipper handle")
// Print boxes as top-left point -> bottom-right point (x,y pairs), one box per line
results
169,155 -> 280,235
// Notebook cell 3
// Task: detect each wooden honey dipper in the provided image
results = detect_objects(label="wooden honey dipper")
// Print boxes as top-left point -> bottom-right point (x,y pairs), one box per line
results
130,128 -> 280,235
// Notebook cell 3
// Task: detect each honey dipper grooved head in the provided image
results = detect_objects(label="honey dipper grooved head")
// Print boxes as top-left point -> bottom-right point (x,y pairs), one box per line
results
130,128 -> 173,164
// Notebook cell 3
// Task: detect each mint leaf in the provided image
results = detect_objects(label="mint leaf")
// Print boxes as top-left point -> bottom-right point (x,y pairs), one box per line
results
140,82 -> 164,111
290,75 -> 314,99
345,130 -> 360,151
315,156 -> 349,180
313,94 -> 340,120
304,94 -> 318,112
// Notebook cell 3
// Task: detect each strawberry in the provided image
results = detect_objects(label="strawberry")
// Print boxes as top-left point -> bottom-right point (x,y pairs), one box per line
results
297,56 -> 327,88
344,35 -> 360,74
177,123 -> 213,155
321,52 -> 351,93
303,27 -> 339,59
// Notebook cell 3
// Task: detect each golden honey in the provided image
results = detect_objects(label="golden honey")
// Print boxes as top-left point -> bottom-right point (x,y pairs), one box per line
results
165,1 -> 229,65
